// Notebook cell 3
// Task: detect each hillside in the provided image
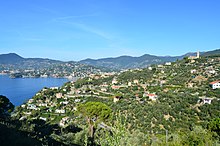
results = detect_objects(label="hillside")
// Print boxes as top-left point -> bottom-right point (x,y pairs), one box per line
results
79,49 -> 220,70
0,53 -> 63,67
79,54 -> 180,70
9,54 -> 220,145
79,52 -> 205,70
1,49 -> 219,71
0,53 -> 24,64
202,48 -> 220,56
0,53 -> 105,78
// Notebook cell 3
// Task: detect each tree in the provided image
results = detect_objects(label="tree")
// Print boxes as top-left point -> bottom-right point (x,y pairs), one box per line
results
96,112 -> 149,146
0,95 -> 14,118
209,118 -> 220,136
182,126 -> 213,146
77,102 -> 112,139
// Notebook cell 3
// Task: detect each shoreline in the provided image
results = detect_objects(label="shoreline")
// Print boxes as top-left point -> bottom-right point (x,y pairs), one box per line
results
0,75 -> 70,106
0,73 -> 79,80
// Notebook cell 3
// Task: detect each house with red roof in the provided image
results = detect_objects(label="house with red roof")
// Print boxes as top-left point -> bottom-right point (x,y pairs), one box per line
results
209,80 -> 220,89
147,93 -> 158,101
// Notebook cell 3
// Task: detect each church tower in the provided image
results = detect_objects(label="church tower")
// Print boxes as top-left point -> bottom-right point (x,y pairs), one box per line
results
197,51 -> 200,58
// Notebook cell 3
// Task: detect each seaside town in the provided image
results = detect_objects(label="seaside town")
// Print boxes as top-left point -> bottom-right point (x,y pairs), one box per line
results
0,61 -> 106,79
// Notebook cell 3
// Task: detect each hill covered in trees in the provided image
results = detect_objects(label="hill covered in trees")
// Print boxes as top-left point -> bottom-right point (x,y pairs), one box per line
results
1,54 -> 220,145
79,49 -> 220,70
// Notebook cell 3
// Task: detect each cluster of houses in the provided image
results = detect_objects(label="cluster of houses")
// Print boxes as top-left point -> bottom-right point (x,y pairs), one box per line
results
17,54 -> 220,129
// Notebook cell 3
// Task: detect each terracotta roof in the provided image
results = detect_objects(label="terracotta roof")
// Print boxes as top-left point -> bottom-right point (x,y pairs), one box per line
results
209,80 -> 220,85
147,94 -> 156,97
111,85 -> 120,89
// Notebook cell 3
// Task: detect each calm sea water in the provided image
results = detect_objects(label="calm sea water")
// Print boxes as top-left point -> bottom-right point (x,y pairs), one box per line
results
0,75 -> 68,106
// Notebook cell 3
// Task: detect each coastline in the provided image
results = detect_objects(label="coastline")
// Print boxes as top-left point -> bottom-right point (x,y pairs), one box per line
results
0,73 -> 80,84
0,75 -> 70,106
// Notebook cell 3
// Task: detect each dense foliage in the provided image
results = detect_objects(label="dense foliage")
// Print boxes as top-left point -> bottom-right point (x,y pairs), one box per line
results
0,95 -> 14,118
1,55 -> 220,145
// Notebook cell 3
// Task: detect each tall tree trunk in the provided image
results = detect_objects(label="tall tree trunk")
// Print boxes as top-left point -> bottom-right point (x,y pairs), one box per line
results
87,118 -> 94,138
90,124 -> 94,138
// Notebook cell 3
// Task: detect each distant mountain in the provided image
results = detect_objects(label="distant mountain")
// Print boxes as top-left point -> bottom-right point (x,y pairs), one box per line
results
201,49 -> 220,56
0,53 -> 62,65
1,49 -> 220,71
80,54 -> 182,70
79,49 -> 220,70
0,53 -> 24,64
0,53 -> 105,78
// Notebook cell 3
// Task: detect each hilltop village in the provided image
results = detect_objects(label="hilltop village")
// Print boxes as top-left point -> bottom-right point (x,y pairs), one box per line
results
9,54 -> 220,145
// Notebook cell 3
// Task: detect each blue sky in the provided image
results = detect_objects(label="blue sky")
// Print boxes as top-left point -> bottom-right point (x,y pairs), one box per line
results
0,0 -> 219,61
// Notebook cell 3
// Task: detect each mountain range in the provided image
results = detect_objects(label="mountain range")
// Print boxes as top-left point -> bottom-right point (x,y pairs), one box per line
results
1,49 -> 220,70
80,54 -> 183,70
0,53 -> 63,70
79,49 -> 219,69
0,53 -> 62,64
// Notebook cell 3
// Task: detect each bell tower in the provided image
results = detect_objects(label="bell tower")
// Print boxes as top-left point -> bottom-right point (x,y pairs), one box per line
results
197,51 -> 200,58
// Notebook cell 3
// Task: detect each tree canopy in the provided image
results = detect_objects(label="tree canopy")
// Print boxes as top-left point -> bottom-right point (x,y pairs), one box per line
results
0,95 -> 14,118
77,101 -> 112,138
209,118 -> 220,136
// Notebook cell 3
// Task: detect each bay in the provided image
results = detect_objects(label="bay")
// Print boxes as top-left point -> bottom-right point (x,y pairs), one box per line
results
0,75 -> 68,106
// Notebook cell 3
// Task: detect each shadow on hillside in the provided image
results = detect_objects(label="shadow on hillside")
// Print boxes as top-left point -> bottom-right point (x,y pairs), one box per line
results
0,123 -> 41,146
0,118 -> 70,146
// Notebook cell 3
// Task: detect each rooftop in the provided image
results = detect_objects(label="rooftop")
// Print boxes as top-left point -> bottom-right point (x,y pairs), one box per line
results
209,80 -> 220,85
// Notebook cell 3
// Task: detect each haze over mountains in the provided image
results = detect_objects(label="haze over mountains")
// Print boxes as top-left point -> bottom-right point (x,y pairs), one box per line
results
1,49 -> 220,70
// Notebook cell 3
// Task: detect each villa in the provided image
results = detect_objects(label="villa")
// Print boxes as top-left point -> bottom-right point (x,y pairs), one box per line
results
209,80 -> 220,89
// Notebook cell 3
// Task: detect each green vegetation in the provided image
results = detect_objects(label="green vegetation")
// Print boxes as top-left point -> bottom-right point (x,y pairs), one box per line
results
0,95 -> 14,118
78,102 -> 112,138
1,55 -> 220,145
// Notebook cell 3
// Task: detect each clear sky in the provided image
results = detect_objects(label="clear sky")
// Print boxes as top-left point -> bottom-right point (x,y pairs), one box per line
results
0,0 -> 219,61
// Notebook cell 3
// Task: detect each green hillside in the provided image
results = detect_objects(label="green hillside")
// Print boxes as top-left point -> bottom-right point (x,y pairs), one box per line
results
3,55 -> 220,145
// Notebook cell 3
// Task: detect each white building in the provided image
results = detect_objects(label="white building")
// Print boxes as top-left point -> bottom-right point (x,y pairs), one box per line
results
50,87 -> 59,90
210,80 -> 220,89
61,101 -> 69,105
55,109 -> 65,114
199,97 -> 214,104
209,70 -> 216,74
39,103 -> 48,107
113,96 -> 121,103
101,87 -> 107,92
133,79 -> 139,84
203,98 -> 213,104
39,117 -> 47,121
147,94 -> 158,101
112,78 -> 118,84
28,99 -> 34,103
158,65 -> 163,68
27,104 -> 39,110
56,93 -> 63,99
190,69 -> 197,74
165,62 -> 172,66
75,99 -> 81,103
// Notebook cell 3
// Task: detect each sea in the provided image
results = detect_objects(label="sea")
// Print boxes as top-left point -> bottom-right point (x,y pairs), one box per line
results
0,75 -> 68,106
